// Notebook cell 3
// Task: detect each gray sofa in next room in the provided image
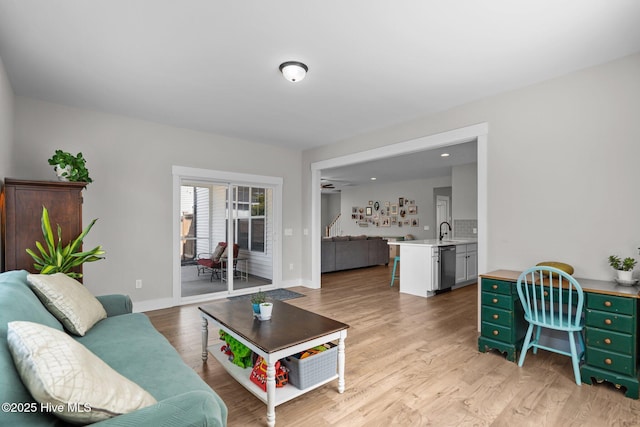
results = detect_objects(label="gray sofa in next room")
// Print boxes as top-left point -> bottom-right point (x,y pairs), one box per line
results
321,235 -> 389,273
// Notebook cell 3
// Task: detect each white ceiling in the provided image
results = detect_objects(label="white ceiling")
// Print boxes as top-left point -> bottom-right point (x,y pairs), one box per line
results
1,1 -> 639,152
321,140 -> 477,191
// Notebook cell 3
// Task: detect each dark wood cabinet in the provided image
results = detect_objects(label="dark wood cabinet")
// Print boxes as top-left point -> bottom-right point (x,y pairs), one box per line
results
1,179 -> 86,274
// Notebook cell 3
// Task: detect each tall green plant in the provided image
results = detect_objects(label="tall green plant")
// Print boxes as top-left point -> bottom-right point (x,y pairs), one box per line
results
26,206 -> 105,279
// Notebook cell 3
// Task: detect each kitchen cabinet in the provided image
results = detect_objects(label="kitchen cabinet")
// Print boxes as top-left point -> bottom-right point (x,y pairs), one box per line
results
455,243 -> 478,284
386,239 -> 477,297
394,244 -> 439,297
1,179 -> 86,274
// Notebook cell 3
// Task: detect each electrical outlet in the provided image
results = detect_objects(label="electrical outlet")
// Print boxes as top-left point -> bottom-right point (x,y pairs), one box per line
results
423,225 -> 429,231
135,279 -> 142,289
472,228 -> 477,234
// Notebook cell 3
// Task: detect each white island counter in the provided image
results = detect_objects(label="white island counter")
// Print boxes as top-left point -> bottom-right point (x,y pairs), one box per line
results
387,239 -> 478,298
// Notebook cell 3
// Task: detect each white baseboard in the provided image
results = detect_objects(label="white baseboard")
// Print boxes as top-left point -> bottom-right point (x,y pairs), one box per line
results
132,297 -> 175,313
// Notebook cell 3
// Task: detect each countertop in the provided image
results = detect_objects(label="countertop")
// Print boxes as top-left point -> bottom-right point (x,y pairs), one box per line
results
481,269 -> 640,299
386,238 -> 478,247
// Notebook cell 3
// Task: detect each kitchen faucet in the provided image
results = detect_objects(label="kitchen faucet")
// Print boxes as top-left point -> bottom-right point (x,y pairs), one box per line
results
439,221 -> 452,241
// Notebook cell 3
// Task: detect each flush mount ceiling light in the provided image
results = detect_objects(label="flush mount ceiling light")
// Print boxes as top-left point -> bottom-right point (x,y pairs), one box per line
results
440,153 -> 450,157
279,61 -> 308,82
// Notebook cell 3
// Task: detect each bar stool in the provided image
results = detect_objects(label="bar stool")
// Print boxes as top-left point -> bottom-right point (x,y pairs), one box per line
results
390,256 -> 400,286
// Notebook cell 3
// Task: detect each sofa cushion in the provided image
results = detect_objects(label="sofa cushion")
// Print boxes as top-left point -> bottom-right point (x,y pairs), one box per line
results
75,312 -> 217,401
7,321 -> 157,425
349,235 -> 367,240
332,236 -> 349,241
1,271 -> 65,426
211,242 -> 226,261
27,273 -> 107,336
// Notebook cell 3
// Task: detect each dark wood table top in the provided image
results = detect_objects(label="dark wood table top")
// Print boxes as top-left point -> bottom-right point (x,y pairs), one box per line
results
199,299 -> 349,353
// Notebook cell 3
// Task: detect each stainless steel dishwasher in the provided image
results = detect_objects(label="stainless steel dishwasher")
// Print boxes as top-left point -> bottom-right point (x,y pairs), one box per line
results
437,245 -> 456,292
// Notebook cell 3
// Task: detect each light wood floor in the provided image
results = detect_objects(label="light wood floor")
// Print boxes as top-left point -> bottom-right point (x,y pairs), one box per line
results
146,265 -> 640,426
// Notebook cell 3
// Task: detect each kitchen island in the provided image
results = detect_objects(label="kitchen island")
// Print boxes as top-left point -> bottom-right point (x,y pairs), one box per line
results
387,239 -> 478,298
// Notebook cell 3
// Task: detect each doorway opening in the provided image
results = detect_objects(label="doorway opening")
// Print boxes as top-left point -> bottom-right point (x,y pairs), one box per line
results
311,123 -> 488,290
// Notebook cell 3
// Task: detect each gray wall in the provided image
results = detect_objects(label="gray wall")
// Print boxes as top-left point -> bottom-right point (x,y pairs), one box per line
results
303,53 -> 640,281
339,176 -> 452,240
11,97 -> 303,302
0,56 -> 14,182
0,56 -> 15,267
3,51 -> 639,303
452,162 -> 477,221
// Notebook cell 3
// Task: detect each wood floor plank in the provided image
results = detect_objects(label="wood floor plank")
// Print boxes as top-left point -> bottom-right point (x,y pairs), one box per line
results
146,265 -> 640,426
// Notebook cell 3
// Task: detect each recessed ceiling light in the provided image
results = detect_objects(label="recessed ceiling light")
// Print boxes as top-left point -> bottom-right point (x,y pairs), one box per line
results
370,177 -> 377,181
440,153 -> 450,157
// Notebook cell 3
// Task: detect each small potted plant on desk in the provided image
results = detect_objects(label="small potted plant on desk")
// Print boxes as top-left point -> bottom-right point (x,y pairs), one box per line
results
251,290 -> 266,317
608,255 -> 638,284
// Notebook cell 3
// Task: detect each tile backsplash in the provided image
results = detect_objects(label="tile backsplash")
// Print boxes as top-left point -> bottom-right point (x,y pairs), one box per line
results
454,219 -> 477,239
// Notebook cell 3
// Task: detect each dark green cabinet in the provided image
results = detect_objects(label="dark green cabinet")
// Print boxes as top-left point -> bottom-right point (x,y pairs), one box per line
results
581,293 -> 639,398
477,278 -> 527,362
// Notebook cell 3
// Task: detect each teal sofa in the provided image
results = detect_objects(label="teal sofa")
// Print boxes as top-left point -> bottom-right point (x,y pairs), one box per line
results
0,270 -> 228,426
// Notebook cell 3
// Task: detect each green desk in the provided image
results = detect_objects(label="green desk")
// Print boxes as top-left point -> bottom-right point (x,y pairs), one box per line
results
478,270 -> 640,399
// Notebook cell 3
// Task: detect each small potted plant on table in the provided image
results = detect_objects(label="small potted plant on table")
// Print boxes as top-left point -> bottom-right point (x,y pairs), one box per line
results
608,255 -> 637,284
250,290 -> 266,317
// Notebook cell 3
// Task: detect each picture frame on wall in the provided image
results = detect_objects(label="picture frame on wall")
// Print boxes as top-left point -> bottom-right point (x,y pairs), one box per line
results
411,218 -> 419,227
398,197 -> 404,207
390,204 -> 398,215
366,207 -> 372,216
408,206 -> 418,215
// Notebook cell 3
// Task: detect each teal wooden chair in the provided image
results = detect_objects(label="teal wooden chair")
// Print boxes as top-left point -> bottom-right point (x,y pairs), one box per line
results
516,266 -> 585,385
390,256 -> 400,287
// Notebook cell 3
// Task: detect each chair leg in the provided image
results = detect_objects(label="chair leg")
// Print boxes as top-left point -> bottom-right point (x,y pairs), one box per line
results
390,256 -> 399,287
518,323 -> 535,367
568,331 -> 582,385
532,325 -> 542,354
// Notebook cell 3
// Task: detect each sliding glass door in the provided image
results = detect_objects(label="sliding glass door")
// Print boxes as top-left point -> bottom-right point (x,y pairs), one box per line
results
179,179 -> 273,300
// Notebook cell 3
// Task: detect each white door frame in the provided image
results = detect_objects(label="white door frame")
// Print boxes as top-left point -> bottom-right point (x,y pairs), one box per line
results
311,123 -> 488,290
172,165 -> 283,306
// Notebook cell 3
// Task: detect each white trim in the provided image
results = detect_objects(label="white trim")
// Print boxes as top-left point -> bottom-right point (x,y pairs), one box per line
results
310,123 -> 489,290
172,165 -> 283,307
132,297 -> 176,313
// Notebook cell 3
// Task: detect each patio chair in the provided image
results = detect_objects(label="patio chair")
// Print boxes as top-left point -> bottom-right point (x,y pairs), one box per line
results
196,242 -> 227,281
196,242 -> 240,282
